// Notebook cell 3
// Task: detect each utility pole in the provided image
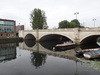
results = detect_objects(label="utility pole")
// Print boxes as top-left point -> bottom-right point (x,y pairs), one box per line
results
93,19 -> 96,27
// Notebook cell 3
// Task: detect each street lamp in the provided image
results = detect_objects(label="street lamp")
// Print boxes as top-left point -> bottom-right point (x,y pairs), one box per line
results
74,12 -> 79,19
93,19 -> 96,27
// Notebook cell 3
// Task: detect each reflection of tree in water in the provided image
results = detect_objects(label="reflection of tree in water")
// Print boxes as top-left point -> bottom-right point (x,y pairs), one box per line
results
31,52 -> 47,69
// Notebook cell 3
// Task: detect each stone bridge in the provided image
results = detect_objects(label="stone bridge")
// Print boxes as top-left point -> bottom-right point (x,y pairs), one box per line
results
19,28 -> 100,44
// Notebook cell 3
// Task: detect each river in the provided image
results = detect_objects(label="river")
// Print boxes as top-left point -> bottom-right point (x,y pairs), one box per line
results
0,41 -> 100,75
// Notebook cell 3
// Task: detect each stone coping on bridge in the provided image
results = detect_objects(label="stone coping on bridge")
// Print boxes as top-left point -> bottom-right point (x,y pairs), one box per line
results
21,27 -> 100,32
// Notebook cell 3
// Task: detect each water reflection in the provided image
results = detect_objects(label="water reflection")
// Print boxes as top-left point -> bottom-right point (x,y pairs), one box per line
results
24,40 -> 36,47
31,52 -> 47,69
24,40 -> 100,52
40,41 -> 100,51
0,41 -> 100,75
20,40 -> 100,72
0,43 -> 16,62
24,40 -> 65,51
81,42 -> 100,49
75,61 -> 79,75
40,41 -> 63,50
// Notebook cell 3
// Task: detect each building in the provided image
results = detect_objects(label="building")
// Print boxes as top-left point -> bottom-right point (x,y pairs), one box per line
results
0,19 -> 16,38
16,25 -> 24,37
16,25 -> 24,33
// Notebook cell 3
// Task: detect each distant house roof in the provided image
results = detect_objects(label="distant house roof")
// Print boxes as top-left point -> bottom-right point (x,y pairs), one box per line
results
0,18 -> 15,22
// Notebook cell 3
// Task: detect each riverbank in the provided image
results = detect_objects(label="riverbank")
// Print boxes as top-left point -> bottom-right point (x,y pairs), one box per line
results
0,38 -> 23,43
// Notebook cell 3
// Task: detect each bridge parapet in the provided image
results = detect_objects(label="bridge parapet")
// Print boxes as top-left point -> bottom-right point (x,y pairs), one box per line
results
79,27 -> 100,31
20,28 -> 100,32
37,28 -> 76,32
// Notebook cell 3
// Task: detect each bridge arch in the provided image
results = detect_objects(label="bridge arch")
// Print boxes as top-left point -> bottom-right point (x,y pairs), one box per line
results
25,34 -> 36,40
80,34 -> 100,44
39,34 -> 74,42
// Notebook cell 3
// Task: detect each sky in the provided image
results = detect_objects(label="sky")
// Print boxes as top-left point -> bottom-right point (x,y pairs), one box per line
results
0,0 -> 100,29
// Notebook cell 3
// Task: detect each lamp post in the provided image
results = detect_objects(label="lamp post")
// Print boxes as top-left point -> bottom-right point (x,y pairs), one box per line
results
93,19 -> 96,27
74,12 -> 79,19
74,12 -> 80,44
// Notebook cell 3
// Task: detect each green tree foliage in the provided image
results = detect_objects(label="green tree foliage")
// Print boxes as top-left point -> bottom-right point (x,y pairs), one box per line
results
70,19 -> 84,28
69,22 -> 77,28
70,19 -> 80,27
58,20 -> 70,28
30,8 -> 48,29
71,19 -> 80,27
58,19 -> 84,28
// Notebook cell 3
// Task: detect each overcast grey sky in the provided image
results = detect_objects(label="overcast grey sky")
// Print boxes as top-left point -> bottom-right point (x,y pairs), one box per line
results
0,0 -> 100,29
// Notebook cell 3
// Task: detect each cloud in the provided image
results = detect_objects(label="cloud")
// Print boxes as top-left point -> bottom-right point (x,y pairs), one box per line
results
0,0 -> 100,29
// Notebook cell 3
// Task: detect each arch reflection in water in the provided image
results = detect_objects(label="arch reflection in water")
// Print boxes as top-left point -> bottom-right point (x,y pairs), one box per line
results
40,41 -> 76,51
40,41 -> 63,50
31,52 -> 47,69
24,40 -> 36,47
23,40 -> 100,52
24,40 -> 64,51
0,43 -> 16,62
81,42 -> 100,49
19,41 -> 78,61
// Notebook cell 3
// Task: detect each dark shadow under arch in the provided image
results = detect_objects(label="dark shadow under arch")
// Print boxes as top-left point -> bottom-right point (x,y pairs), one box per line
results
81,35 -> 100,44
39,34 -> 74,51
39,34 -> 73,42
25,34 -> 36,40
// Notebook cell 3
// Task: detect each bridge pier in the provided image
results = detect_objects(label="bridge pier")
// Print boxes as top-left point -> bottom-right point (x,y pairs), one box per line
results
36,28 -> 39,42
74,38 -> 80,45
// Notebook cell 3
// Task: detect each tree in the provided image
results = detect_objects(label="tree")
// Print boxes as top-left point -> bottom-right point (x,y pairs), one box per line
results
58,20 -> 70,28
70,19 -> 80,27
30,8 -> 48,29
70,19 -> 84,28
69,22 -> 77,28
58,19 -> 84,28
